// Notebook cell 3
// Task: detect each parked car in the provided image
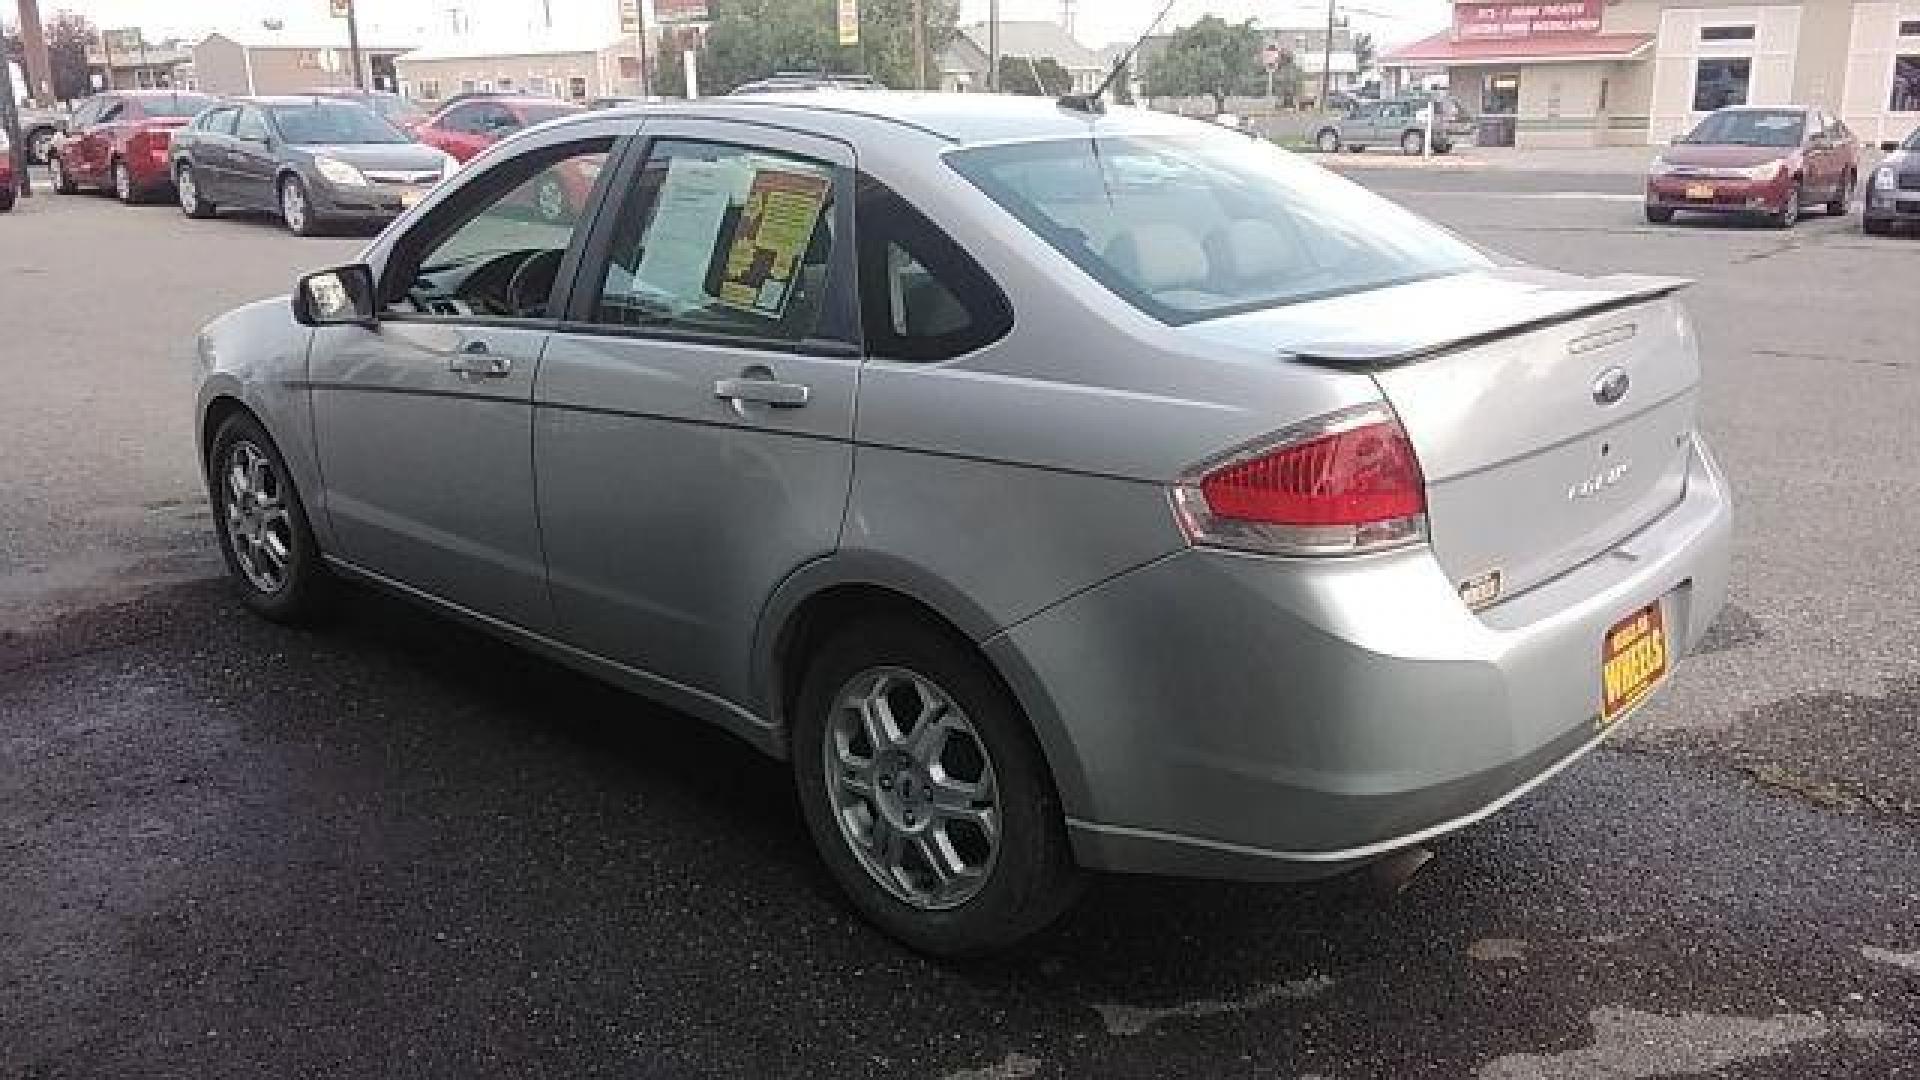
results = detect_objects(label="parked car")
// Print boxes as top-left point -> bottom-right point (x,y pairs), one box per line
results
170,96 -> 455,235
413,94 -> 582,163
1645,106 -> 1858,227
298,88 -> 431,133
47,90 -> 217,202
732,72 -> 883,94
193,97 -> 1731,956
1314,97 -> 1457,155
1863,126 -> 1920,235
0,125 -> 14,212
585,95 -> 664,110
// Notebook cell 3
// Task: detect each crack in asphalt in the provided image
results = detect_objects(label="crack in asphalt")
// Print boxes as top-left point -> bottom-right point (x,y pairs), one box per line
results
1091,975 -> 1336,1037
1476,1006 -> 1908,1079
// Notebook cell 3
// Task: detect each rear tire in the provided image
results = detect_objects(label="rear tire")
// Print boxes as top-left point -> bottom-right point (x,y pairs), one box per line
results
208,411 -> 335,625
1826,171 -> 1853,216
791,617 -> 1086,957
1315,128 -> 1341,153
1645,205 -> 1674,224
48,152 -> 77,194
177,163 -> 216,218
0,185 -> 13,213
113,158 -> 141,204
1770,180 -> 1802,228
27,126 -> 56,166
1401,129 -> 1425,155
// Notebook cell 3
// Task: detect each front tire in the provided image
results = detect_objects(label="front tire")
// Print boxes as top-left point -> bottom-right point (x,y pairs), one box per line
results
27,127 -> 56,166
1315,128 -> 1341,154
1401,129 -> 1425,156
208,412 -> 334,624
1771,180 -> 1803,228
792,617 -> 1085,957
1864,215 -> 1893,236
279,174 -> 319,236
1645,205 -> 1674,224
0,185 -> 14,213
177,163 -> 216,218
48,152 -> 77,194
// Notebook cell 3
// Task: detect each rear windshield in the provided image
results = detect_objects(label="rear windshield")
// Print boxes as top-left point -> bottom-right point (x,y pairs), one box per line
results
271,101 -> 408,145
139,94 -> 215,118
1682,110 -> 1805,147
947,131 -> 1487,325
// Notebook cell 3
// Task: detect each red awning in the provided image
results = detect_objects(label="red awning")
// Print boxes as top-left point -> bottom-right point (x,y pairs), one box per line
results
1384,30 -> 1654,67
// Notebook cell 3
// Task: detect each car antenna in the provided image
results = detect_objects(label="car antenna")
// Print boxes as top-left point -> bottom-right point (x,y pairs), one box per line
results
1059,0 -> 1176,115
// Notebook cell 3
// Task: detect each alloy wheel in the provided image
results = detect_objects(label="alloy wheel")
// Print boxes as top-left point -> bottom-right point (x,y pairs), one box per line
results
115,161 -> 132,201
824,666 -> 1001,911
177,167 -> 197,213
29,129 -> 54,165
48,154 -> 67,192
220,440 -> 294,594
281,180 -> 308,233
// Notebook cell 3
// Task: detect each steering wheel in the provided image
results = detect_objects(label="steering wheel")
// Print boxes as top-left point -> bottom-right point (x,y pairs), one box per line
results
503,248 -> 565,318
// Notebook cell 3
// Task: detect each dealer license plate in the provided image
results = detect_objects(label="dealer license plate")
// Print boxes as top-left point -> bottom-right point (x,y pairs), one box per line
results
1601,602 -> 1668,727
1685,183 -> 1716,201
399,188 -> 424,209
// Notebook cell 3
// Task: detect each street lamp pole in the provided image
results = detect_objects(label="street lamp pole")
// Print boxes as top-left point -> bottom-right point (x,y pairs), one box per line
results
1320,0 -> 1336,109
344,0 -> 366,91
988,0 -> 1000,92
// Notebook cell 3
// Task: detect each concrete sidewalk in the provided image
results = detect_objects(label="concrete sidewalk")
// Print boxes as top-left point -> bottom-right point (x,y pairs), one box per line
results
1314,143 -> 1663,175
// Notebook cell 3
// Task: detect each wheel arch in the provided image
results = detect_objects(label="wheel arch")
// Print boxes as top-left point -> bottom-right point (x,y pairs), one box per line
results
753,554 -> 1095,816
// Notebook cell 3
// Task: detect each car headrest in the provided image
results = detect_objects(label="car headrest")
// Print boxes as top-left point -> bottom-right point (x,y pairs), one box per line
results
1208,219 -> 1296,284
1103,223 -> 1210,295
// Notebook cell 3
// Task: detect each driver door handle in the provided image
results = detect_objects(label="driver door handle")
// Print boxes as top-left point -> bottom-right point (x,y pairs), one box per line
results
714,377 -> 810,408
449,342 -> 512,379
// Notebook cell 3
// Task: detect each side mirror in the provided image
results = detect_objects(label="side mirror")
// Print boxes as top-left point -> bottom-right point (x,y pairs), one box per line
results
292,264 -> 379,328
1883,140 -> 1902,153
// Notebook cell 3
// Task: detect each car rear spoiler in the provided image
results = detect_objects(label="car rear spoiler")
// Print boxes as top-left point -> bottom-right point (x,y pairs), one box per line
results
1282,274 -> 1692,369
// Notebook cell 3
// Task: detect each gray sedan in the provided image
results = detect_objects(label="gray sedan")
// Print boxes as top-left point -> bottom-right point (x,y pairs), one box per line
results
170,97 -> 455,235
1864,126 -> 1920,234
193,96 -> 1731,955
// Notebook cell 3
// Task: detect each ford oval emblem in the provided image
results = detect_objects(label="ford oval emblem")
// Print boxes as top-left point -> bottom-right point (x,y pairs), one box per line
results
1592,367 -> 1631,407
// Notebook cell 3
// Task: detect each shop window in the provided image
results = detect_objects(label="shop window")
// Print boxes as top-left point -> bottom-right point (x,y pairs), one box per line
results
1894,56 -> 1920,112
1693,57 -> 1751,111
568,76 -> 588,100
1900,20 -> 1920,36
1700,25 -> 1756,41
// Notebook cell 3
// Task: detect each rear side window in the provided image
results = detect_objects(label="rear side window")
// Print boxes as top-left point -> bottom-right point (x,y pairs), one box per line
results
200,108 -> 238,135
856,176 -> 1011,363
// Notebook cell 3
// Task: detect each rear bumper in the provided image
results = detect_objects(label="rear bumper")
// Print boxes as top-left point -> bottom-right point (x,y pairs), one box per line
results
991,434 -> 1733,882
1646,175 -> 1790,213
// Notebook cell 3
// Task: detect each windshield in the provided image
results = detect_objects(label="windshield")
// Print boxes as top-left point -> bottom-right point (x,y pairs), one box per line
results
364,95 -> 427,126
1682,110 -> 1805,147
270,101 -> 408,145
140,94 -> 215,118
948,130 -> 1487,325
1906,129 -> 1920,152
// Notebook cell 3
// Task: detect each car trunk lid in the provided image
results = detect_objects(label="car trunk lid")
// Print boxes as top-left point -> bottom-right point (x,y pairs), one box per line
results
1184,267 -> 1698,606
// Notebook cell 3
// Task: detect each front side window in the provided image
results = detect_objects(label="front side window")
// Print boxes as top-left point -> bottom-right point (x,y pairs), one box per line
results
233,107 -> 270,142
385,139 -> 613,321
947,130 -> 1487,325
271,102 -> 407,145
1682,107 -> 1804,146
593,139 -> 844,347
199,107 -> 237,135
1693,58 -> 1752,111
138,93 -> 215,118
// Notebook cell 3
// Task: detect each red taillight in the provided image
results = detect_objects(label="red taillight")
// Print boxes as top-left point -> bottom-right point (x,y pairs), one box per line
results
1172,404 -> 1428,556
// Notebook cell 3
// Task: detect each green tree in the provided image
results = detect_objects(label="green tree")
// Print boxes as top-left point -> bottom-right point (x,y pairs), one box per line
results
45,11 -> 95,101
690,0 -> 958,95
1144,16 -> 1263,114
1352,31 -> 1375,77
996,54 -> 1070,97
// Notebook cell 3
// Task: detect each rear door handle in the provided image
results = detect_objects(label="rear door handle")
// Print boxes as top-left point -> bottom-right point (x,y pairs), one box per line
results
714,377 -> 810,408
449,341 -> 512,379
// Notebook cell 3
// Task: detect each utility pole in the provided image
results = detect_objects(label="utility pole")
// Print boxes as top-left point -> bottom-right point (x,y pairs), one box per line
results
1320,0 -> 1337,111
911,0 -> 926,90
343,0 -> 366,91
16,0 -> 54,105
100,29 -> 115,90
987,0 -> 1000,92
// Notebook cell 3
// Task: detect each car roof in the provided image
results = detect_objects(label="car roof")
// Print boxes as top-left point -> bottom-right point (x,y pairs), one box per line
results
559,93 -> 1183,148
239,95 -> 378,106
1712,105 -> 1811,113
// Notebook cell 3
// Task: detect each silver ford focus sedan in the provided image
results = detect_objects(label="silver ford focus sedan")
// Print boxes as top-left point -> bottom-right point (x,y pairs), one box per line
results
194,95 -> 1732,956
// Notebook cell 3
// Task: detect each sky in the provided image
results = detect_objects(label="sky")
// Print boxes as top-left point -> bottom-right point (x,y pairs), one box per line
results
9,0 -> 1450,52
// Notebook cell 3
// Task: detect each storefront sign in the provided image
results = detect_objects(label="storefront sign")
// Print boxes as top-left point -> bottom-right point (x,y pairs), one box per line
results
655,0 -> 710,25
1454,0 -> 1602,40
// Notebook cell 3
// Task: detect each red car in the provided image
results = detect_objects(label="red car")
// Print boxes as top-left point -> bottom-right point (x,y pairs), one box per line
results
48,90 -> 217,203
1645,105 -> 1859,228
414,95 -> 582,163
0,126 -> 15,213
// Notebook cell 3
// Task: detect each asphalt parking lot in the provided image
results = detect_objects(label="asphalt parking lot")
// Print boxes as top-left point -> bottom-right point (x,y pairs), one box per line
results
2,167 -> 1917,1079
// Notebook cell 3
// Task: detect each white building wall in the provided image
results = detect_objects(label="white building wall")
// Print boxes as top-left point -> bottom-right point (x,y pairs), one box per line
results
1843,1 -> 1920,142
1649,4 -> 1803,142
